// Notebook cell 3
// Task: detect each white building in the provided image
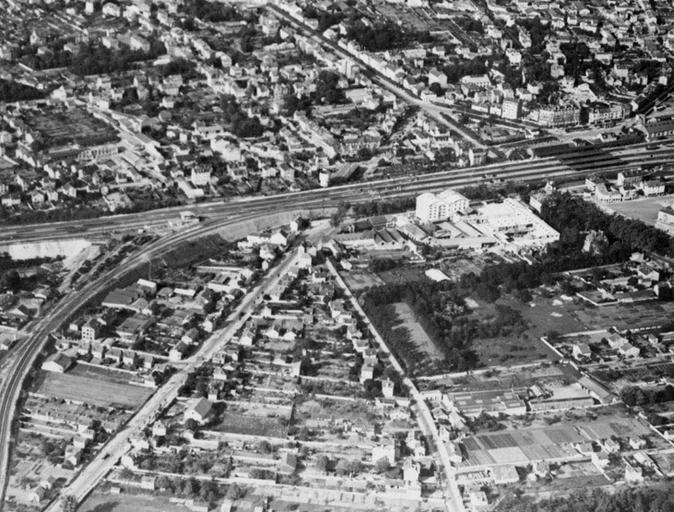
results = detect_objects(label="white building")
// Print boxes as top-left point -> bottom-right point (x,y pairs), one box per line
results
474,198 -> 559,247
415,189 -> 469,222
41,353 -> 73,373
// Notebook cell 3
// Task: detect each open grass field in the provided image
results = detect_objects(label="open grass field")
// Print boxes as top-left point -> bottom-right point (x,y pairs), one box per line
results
341,270 -> 384,291
599,195 -> 674,225
33,370 -> 152,409
468,296 -> 563,367
377,266 -> 427,284
68,362 -> 136,385
80,491 -> 192,512
212,414 -> 287,438
393,302 -> 444,362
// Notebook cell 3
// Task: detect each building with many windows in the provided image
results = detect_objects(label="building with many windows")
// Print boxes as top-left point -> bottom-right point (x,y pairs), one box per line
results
415,189 -> 470,222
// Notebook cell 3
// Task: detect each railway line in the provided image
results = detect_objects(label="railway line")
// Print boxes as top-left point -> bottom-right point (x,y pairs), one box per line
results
2,139 -> 674,244
1,137 -> 674,508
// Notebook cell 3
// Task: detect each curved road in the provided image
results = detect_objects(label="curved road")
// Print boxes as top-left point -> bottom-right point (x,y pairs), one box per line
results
0,138 -> 673,509
0,210 -> 277,508
1,140 -> 673,245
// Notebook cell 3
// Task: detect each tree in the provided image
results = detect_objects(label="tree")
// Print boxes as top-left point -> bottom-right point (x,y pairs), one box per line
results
429,82 -> 444,97
156,475 -> 171,491
119,467 -> 135,480
258,440 -> 272,454
185,418 -> 200,432
0,270 -> 21,292
182,477 -> 199,497
315,70 -> 346,105
335,458 -> 363,476
315,454 -> 330,472
199,479 -> 218,502
62,495 -> 78,512
225,483 -> 245,500
374,457 -> 391,473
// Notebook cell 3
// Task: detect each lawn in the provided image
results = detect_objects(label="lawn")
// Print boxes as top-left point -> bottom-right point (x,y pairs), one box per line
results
33,371 -> 152,409
80,491 -> 192,512
341,270 -> 384,291
212,414 -> 287,438
68,362 -> 137,385
469,295 -> 563,367
376,266 -> 427,284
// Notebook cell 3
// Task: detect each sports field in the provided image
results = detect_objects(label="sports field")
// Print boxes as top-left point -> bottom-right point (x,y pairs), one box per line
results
35,370 -> 152,409
393,302 -> 444,362
80,492 -> 192,512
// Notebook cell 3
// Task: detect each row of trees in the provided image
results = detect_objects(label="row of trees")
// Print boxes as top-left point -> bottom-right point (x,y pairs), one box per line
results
620,384 -> 674,407
180,0 -> 242,23
21,41 -> 166,75
541,192 -> 674,256
329,196 -> 417,226
442,57 -> 488,84
498,483 -> 674,512
346,20 -> 432,52
302,6 -> 345,32
0,79 -> 46,102
362,280 -> 526,372
219,95 -> 264,138
462,192 -> 674,303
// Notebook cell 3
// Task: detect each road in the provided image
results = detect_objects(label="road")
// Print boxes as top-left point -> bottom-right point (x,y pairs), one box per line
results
2,139 -> 674,245
326,260 -> 465,512
268,3 -> 486,148
0,210 -> 292,508
0,138 -> 672,510
43,248 -> 302,512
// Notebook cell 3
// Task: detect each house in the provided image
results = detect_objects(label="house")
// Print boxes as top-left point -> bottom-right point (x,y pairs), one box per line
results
81,318 -> 101,343
41,353 -> 73,373
572,343 -> 591,360
169,342 -> 188,361
27,485 -> 46,503
617,341 -> 640,358
624,462 -> 644,483
152,421 -> 167,437
606,333 -> 628,349
382,378 -> 395,398
280,452 -> 298,473
601,438 -> 620,453
38,476 -> 57,490
140,475 -> 156,490
185,398 -> 213,424
629,437 -> 646,450
591,450 -> 610,469
372,439 -> 397,464
64,444 -> 82,466
469,490 -> 489,511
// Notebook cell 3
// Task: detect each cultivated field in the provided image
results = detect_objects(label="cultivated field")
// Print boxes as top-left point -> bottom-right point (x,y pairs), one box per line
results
461,416 -> 652,468
33,370 -> 152,409
393,302 -> 444,362
575,300 -> 674,331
